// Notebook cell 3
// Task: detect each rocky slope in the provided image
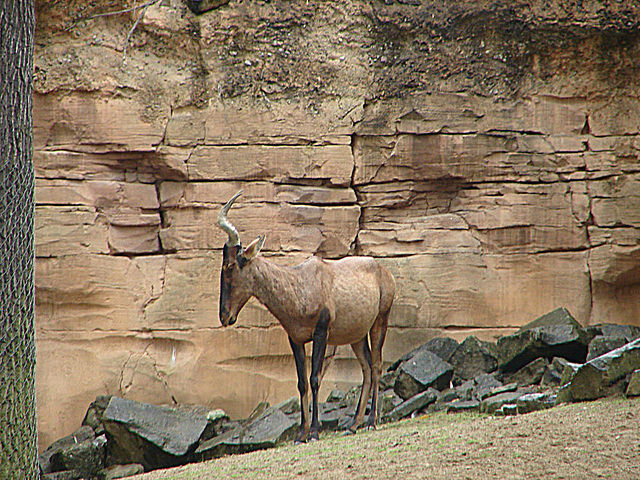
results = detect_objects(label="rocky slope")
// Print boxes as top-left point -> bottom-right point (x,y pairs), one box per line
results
33,0 -> 640,449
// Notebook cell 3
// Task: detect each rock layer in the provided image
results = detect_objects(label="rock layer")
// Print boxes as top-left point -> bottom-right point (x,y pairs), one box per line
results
33,0 -> 640,449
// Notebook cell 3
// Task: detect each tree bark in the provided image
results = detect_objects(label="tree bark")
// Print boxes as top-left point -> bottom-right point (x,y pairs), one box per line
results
0,0 -> 38,478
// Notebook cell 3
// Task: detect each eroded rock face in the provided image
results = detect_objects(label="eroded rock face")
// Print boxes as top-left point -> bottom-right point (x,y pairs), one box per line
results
34,0 -> 640,449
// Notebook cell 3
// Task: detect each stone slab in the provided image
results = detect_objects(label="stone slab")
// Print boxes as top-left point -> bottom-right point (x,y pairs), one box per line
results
394,350 -> 453,400
557,338 -> 640,403
103,396 -> 208,459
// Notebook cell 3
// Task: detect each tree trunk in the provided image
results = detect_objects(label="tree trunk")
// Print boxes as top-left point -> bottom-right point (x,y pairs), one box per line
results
0,0 -> 38,478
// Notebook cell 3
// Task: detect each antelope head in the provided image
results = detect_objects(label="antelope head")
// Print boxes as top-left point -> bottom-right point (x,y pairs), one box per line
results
217,190 -> 265,326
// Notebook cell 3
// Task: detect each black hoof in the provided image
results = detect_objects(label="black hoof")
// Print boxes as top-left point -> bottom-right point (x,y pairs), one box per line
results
343,419 -> 363,433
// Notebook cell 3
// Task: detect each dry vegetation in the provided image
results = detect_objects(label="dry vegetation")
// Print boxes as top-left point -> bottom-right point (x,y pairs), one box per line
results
136,397 -> 640,480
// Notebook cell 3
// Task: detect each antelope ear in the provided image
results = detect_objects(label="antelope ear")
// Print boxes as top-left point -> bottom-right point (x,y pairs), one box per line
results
241,235 -> 265,263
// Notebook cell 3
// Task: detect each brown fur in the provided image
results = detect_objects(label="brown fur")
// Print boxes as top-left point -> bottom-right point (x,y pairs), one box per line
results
243,255 -> 395,344
218,192 -> 396,442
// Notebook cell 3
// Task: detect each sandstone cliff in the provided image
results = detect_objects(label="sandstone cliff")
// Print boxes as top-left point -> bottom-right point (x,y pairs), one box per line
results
34,0 -> 640,448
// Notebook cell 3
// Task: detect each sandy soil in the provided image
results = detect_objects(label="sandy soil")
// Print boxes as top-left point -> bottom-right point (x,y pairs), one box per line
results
135,396 -> 640,480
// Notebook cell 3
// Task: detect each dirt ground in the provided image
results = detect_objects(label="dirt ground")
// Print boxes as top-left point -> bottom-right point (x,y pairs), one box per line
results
135,396 -> 640,480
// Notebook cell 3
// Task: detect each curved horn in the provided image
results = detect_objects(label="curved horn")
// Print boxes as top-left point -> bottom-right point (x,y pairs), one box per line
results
218,189 -> 243,246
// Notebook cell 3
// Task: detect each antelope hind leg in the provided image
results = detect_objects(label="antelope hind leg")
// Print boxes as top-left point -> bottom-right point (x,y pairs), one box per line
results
365,310 -> 389,429
347,336 -> 373,433
308,307 -> 330,441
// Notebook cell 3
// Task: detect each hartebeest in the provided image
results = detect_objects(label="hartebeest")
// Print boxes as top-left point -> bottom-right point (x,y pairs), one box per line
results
217,190 -> 395,443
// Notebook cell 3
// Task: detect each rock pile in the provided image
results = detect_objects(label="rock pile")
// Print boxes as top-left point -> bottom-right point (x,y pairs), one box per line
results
40,308 -> 640,479
382,308 -> 640,419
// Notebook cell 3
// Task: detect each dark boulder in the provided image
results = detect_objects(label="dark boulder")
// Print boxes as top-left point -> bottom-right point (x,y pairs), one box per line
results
423,337 -> 460,362
319,403 -> 353,431
502,357 -> 549,387
41,471 -> 85,480
379,389 -> 404,417
449,336 -> 499,382
626,369 -> 640,397
383,388 -> 439,423
427,388 -> 461,413
242,401 -> 271,425
275,397 -> 301,415
541,357 -> 578,388
380,370 -> 400,390
100,463 -> 145,480
557,338 -> 640,403
587,323 -> 640,343
479,382 -> 518,401
497,404 -> 518,416
471,373 -> 503,400
49,435 -> 106,478
103,396 -> 209,471
436,388 -> 460,405
388,337 -> 459,372
39,425 -> 96,475
454,379 -> 477,401
497,308 -> 590,372
158,404 -> 238,444
480,391 -> 526,414
342,385 -> 364,408
82,395 -> 112,436
196,406 -> 297,461
203,409 -> 240,440
516,393 -> 556,414
393,349 -> 454,400
446,399 -> 481,413
324,390 -> 345,404
586,323 -> 640,361
559,360 -> 583,386
587,336 -> 629,362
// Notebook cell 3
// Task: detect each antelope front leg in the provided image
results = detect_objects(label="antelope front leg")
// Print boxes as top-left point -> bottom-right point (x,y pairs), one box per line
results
309,307 -> 330,441
289,337 -> 310,444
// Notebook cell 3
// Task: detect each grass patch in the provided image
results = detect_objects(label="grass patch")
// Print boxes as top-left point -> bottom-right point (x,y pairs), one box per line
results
136,398 -> 640,480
